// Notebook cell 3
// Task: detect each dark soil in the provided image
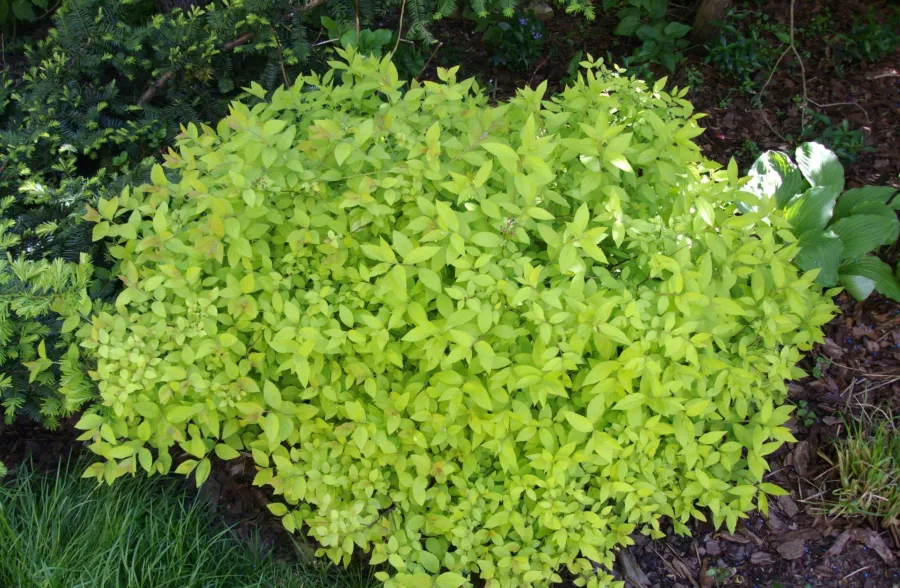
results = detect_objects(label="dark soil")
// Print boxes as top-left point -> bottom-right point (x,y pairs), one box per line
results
424,0 -> 899,189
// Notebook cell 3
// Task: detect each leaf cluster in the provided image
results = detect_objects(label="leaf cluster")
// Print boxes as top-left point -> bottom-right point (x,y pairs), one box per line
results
0,194 -> 99,428
70,51 -> 835,587
608,0 -> 691,72
742,142 -> 900,302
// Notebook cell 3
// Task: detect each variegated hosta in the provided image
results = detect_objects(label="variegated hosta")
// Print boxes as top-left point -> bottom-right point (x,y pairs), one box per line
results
71,50 -> 836,588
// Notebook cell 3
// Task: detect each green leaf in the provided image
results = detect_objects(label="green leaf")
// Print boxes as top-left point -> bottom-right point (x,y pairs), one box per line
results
795,142 -> 844,194
435,572 -> 467,588
334,143 -> 352,166
263,380 -> 282,409
614,14 -> 640,36
420,550 -> 441,574
564,411 -> 594,433
833,186 -> 899,219
795,230 -> 842,286
605,152 -> 633,173
403,246 -> 440,264
166,405 -> 198,424
214,444 -> 241,460
11,0 -> 35,21
785,186 -> 839,234
471,232 -> 503,248
263,412 -> 279,444
345,400 -> 366,421
482,142 -> 519,174
150,164 -> 167,186
830,214 -> 898,260
75,413 -> 104,430
267,502 -> 288,516
840,257 -> 900,302
464,382 -> 493,411
744,150 -> 807,211
195,458 -> 211,486
134,402 -> 161,418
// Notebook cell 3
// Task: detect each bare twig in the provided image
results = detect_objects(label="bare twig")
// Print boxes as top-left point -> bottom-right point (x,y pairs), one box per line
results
391,0 -> 406,59
224,32 -> 255,50
137,72 -> 174,106
270,26 -> 291,88
756,0 -> 808,139
787,0 -> 809,129
415,42 -> 443,81
528,55 -> 549,88
808,99 -> 871,124
868,71 -> 899,80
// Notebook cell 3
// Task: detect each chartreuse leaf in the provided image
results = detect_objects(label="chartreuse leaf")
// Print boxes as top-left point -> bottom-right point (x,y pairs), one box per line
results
74,50 -> 837,588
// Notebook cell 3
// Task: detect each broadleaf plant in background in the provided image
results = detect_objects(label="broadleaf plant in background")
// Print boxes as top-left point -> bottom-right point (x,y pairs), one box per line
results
742,142 -> 900,301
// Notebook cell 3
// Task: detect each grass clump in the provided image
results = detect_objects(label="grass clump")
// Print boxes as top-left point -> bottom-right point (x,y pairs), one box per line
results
826,417 -> 900,526
0,457 -> 376,588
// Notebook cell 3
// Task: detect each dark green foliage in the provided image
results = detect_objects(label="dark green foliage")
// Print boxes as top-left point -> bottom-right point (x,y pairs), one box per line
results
834,6 -> 900,68
480,12 -> 546,71
0,0 -> 318,203
0,0 -> 50,31
801,114 -> 873,164
609,0 -> 691,72
0,196 -> 98,428
703,10 -> 787,95
743,142 -> 900,301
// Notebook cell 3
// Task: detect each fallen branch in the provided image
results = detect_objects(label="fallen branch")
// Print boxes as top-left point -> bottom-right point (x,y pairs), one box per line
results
137,72 -> 173,106
223,32 -> 255,51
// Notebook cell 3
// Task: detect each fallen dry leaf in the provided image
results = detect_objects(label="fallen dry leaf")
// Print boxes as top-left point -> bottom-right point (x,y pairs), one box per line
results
719,532 -> 752,544
618,548 -> 650,587
698,558 -> 714,588
776,539 -> 806,560
828,528 -> 896,563
792,440 -> 811,476
777,495 -> 800,518
771,528 -> 821,544
751,551 -> 775,565
670,557 -> 699,587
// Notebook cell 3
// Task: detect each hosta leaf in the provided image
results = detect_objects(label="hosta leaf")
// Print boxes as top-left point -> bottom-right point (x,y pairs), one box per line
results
743,150 -> 807,211
785,186 -> 839,235
840,258 -> 900,302
794,230 -> 842,286
830,214 -> 898,260
795,141 -> 844,194
833,186 -> 899,219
